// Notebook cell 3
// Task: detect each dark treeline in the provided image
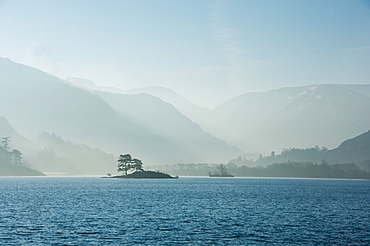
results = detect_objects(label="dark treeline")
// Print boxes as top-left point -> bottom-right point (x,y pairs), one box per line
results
239,161 -> 370,179
230,146 -> 329,166
148,160 -> 370,179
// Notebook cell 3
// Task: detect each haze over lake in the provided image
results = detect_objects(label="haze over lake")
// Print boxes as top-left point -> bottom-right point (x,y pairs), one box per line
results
1,1 -> 370,244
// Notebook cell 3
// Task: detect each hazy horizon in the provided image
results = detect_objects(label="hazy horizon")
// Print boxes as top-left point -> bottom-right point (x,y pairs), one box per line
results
1,0 -> 370,175
1,0 -> 370,107
1,2 -> 369,241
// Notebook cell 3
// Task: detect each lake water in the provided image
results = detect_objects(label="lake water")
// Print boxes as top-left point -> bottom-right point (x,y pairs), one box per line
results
0,177 -> 369,245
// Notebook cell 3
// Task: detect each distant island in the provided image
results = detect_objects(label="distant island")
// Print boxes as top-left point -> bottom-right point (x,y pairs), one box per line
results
209,164 -> 234,177
111,170 -> 177,179
105,154 -> 178,179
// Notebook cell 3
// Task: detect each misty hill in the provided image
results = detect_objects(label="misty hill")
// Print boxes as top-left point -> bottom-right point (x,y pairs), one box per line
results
66,77 -> 103,91
67,78 -> 207,117
28,132 -> 117,175
1,116 -> 116,175
0,165 -> 45,176
336,84 -> 370,98
234,129 -> 370,167
67,78 -> 222,136
0,58 -> 240,165
0,117 -> 45,176
212,84 -> 370,154
0,116 -> 36,155
93,90 -> 240,162
122,86 -> 218,133
325,129 -> 370,164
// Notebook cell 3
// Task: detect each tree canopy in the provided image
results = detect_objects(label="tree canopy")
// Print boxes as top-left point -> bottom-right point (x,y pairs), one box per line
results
117,154 -> 144,176
0,136 -> 23,166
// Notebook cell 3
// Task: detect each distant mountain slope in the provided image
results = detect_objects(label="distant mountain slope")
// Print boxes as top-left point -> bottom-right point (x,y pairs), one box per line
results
0,165 -> 45,176
28,132 -> 117,175
0,116 -> 36,156
94,91 -> 240,162
0,58 -> 240,164
0,117 -> 45,176
212,86 -> 307,141
336,84 -> 370,98
123,86 -> 229,139
67,78 -> 221,136
213,84 -> 370,154
325,129 -> 370,163
0,58 -> 160,158
1,116 -> 116,175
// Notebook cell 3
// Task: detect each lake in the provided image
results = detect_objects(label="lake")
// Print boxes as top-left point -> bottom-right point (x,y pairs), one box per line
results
0,177 -> 369,245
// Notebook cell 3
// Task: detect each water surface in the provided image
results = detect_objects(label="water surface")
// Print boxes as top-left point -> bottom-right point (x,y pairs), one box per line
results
0,177 -> 369,245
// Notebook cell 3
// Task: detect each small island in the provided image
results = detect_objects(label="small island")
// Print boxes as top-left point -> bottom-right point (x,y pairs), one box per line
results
209,164 -> 234,177
105,154 -> 178,179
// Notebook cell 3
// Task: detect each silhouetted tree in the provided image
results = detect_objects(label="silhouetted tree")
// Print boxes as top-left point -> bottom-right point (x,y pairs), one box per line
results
117,154 -> 145,175
2,136 -> 10,153
0,137 -> 23,166
132,158 -> 144,172
11,149 -> 22,165
271,151 -> 275,158
117,154 -> 133,176
217,164 -> 228,175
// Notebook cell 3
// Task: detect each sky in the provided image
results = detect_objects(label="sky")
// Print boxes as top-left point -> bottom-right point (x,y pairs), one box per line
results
0,0 -> 370,108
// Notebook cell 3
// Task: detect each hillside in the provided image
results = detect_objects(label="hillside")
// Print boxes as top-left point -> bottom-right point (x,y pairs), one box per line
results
0,117 -> 45,176
325,129 -> 370,163
0,165 -> 45,176
0,58 -> 241,165
28,132 -> 117,175
242,129 -> 370,166
67,79 -> 221,136
94,91 -> 240,163
1,116 -> 117,175
212,84 -> 370,154
122,86 -> 219,134
0,116 -> 36,156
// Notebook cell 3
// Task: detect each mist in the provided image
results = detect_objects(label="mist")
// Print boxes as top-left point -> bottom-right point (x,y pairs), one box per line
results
2,2 -> 370,246
1,1 -> 370,177
0,57 -> 369,177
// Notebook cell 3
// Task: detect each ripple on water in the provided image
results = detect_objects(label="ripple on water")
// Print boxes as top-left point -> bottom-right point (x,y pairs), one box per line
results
0,177 -> 369,245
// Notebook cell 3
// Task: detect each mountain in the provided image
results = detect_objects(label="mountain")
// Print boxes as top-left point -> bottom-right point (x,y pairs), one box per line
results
0,117 -> 45,176
90,82 -> 370,157
92,90 -> 240,163
0,165 -> 45,176
325,129 -> 370,163
336,84 -> 370,98
122,86 -> 215,131
0,116 -> 36,156
28,132 -> 117,175
0,58 -> 241,165
1,116 -> 116,175
67,78 -> 222,136
212,84 -> 370,154
231,129 -> 370,167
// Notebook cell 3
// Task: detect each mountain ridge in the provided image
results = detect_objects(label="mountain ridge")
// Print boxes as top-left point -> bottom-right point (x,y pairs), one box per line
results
0,58 -> 241,166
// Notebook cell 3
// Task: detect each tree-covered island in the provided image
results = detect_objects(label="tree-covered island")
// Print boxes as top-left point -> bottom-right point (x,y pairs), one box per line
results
209,164 -> 234,177
106,154 -> 178,179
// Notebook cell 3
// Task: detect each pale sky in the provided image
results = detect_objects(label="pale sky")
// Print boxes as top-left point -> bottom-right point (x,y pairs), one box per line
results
1,0 -> 370,107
